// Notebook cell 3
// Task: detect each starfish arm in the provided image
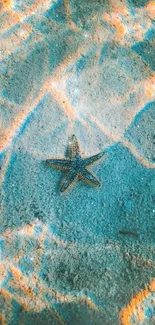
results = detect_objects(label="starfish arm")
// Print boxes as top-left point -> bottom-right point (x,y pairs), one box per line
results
46,159 -> 71,170
68,134 -> 80,159
60,169 -> 78,192
80,168 -> 101,186
84,152 -> 105,167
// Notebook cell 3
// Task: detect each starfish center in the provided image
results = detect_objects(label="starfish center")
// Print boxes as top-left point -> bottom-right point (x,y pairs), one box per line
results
71,157 -> 83,172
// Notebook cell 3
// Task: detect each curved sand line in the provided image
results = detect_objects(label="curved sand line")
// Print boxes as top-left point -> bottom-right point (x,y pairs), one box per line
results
120,279 -> 155,325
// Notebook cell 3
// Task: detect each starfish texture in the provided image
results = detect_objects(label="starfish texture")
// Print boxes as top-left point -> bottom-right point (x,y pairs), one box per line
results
46,135 -> 105,192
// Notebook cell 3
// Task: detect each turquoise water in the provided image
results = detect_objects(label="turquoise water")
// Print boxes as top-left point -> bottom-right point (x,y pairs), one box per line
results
0,0 -> 155,324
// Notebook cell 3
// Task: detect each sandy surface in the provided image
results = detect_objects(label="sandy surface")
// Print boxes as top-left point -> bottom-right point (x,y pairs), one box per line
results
0,0 -> 155,324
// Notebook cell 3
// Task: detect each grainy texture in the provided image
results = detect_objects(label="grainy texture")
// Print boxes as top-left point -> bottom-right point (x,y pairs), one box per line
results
0,0 -> 155,324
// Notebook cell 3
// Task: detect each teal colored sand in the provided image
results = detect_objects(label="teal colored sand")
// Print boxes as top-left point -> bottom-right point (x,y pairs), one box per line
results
0,0 -> 155,324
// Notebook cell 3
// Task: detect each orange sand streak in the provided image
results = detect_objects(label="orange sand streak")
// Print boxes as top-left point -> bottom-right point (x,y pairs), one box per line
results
3,223 -> 35,237
0,313 -> 7,325
102,0 -> 129,37
51,234 -> 67,247
79,296 -> 99,311
145,1 -> 155,19
0,11 -> 20,34
31,280 -> 69,304
120,279 -> 155,325
0,0 -> 51,34
64,0 -> 80,32
103,0 -> 153,45
0,288 -> 13,303
20,0 -> 50,17
0,23 -> 32,60
0,287 -> 45,312
5,267 -> 50,311
88,114 -> 121,142
0,11 -> 25,32
137,306 -> 145,322
121,139 -> 155,169
1,259 -> 98,319
17,224 -> 35,236
50,84 -> 87,128
144,75 -> 155,99
0,264 -> 7,284
3,264 -> 99,314
109,0 -> 129,15
111,17 -> 126,40
9,278 -> 35,298
0,271 -> 64,323
1,221 -> 68,249
52,42 -> 93,81
9,265 -> 36,297
11,251 -> 26,264
48,288 -> 99,311
0,0 -> 12,11
0,148 -> 12,185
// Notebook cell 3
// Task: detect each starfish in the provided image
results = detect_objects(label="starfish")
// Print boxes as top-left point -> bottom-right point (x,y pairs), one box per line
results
46,135 -> 105,192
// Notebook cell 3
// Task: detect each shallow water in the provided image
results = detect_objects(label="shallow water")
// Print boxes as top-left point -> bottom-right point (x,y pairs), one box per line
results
0,0 -> 155,324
